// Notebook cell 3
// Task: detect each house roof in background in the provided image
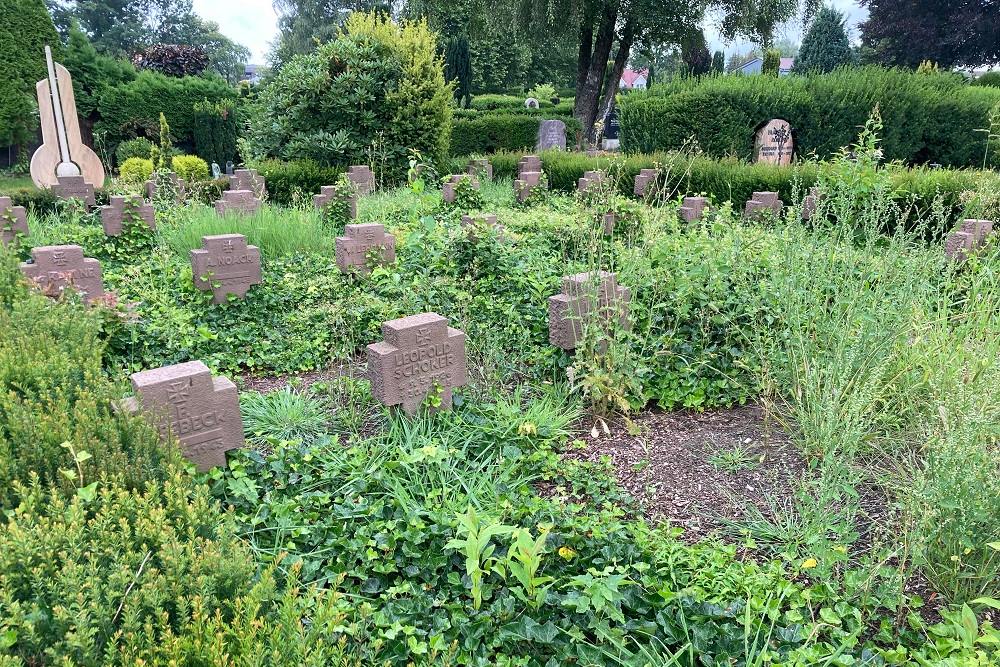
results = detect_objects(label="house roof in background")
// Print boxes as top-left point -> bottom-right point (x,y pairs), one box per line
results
620,69 -> 649,86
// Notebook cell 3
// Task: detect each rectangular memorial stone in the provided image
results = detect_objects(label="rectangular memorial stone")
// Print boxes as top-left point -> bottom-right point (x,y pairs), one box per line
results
335,223 -> 396,274
801,187 -> 821,221
602,212 -> 616,235
52,175 -> 95,206
755,119 -> 794,165
467,159 -> 493,180
536,119 -> 567,151
367,312 -> 468,415
215,190 -> 261,216
120,360 -> 244,471
548,271 -> 630,350
19,245 -> 103,303
634,169 -> 658,198
228,169 -> 267,199
0,196 -> 29,246
190,234 -> 262,303
678,196 -> 709,222
314,185 -> 357,220
347,166 -> 375,196
100,195 -> 155,236
744,192 -> 784,219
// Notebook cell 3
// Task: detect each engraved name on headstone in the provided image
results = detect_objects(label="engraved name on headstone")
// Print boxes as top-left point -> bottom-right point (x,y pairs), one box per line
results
100,195 -> 155,236
548,271 -> 630,350
347,166 -> 375,196
190,234 -> 262,303
744,191 -> 784,219
755,119 -> 793,166
19,245 -> 103,303
367,312 -> 468,415
120,360 -> 244,471
335,223 -> 396,274
314,185 -> 357,220
52,175 -> 95,206
0,196 -> 29,246
214,189 -> 261,216
537,119 -> 567,151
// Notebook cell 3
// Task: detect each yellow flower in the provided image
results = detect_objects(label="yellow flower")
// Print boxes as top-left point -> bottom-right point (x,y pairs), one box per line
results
518,421 -> 538,436
558,546 -> 577,561
801,558 -> 818,569
832,545 -> 847,554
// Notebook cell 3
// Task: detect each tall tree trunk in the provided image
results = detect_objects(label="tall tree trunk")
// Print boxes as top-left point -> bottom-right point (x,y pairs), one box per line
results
595,21 -> 635,139
576,0 -> 619,141
574,4 -> 595,117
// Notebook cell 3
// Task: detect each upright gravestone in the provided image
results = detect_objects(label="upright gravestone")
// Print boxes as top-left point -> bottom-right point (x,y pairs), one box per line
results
578,170 -> 606,194
548,271 -> 630,350
442,174 -> 479,204
52,175 -> 95,206
536,120 -> 567,151
211,162 -> 222,179
518,155 -> 542,176
314,185 -> 357,220
19,245 -> 103,303
467,159 -> 493,180
678,197 -> 710,223
524,98 -> 540,109
367,312 -> 468,415
634,168 -> 658,198
754,119 -> 793,166
228,169 -> 266,199
100,196 -> 155,236
225,161 -> 235,176
744,191 -> 784,219
0,197 -> 29,246
945,219 -> 995,262
215,190 -> 261,216
602,106 -> 620,150
120,360 -> 244,471
190,234 -> 262,303
801,187 -> 821,221
347,166 -> 375,196
145,172 -> 186,203
515,171 -> 544,203
335,223 -> 396,274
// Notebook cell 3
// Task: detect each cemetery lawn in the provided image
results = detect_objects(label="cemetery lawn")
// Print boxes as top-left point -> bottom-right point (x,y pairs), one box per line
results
4,156 -> 1000,665
0,174 -> 36,193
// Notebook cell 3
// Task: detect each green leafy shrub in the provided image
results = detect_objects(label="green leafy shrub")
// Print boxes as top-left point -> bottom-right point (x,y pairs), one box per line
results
247,12 -> 453,182
618,66 -> 1000,167
973,71 -> 1000,88
119,157 -> 154,184
451,114 -> 580,155
2,187 -> 59,215
115,137 -> 155,164
192,97 -> 239,166
257,159 -> 344,206
171,154 -> 210,182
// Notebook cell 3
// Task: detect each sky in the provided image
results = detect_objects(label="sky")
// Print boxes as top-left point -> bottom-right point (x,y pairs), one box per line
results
192,0 -> 869,66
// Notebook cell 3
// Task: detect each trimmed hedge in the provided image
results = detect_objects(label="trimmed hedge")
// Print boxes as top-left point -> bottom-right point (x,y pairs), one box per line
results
257,159 -> 344,206
486,150 -> 984,228
452,114 -> 581,156
619,67 -> 1000,168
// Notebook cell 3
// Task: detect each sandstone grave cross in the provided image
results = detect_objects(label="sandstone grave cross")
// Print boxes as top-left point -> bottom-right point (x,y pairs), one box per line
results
100,195 -> 155,236
0,197 -> 29,246
190,234 -> 262,303
335,223 -> 396,274
19,244 -> 103,303
548,271 -> 630,350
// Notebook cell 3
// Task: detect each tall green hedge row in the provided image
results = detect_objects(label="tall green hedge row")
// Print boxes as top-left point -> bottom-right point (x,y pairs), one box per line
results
618,67 -> 1000,168
451,114 -> 581,155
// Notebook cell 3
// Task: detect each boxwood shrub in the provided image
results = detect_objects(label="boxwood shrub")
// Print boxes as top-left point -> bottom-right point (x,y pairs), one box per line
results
452,113 -> 581,155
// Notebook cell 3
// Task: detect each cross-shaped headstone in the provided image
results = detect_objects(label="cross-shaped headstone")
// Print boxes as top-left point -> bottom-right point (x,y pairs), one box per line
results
801,187 -> 821,221
634,168 -> 658,197
518,155 -> 542,175
515,171 -> 544,203
214,190 -> 261,216
744,191 -> 783,219
443,174 -> 479,204
461,213 -> 506,242
52,175 -> 95,206
190,234 -> 262,303
100,195 -> 155,236
945,219 -> 995,262
228,169 -> 266,198
335,223 -> 396,274
0,196 -> 29,246
467,159 -> 493,180
578,170 -> 606,194
314,184 -> 357,220
119,360 -> 244,471
144,172 -> 186,203
19,245 -> 103,303
548,271 -> 630,350
678,196 -> 710,222
367,312 -> 468,415
347,166 -> 375,196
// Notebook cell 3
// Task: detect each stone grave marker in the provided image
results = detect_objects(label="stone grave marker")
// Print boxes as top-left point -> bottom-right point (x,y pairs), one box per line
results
215,190 -> 261,216
801,187 -> 822,221
314,185 -> 357,220
442,174 -> 479,204
945,219 -> 995,262
190,234 -> 262,303
335,223 -> 396,274
225,161 -> 235,176
100,195 -> 155,236
578,170 -> 606,194
52,175 -> 95,206
145,172 -> 186,203
461,213 -> 505,242
536,119 -> 567,151
678,196 -> 710,222
211,162 -> 222,179
347,166 -> 375,196
754,119 -> 793,166
518,155 -> 542,176
548,271 -> 630,350
0,197 -> 29,246
524,97 -> 540,109
368,312 -> 468,415
119,360 -> 244,471
19,245 -> 103,303
744,191 -> 784,219
515,171 -> 544,203
601,212 -> 616,235
634,168 -> 658,197
228,168 -> 266,198
602,106 -> 620,150
467,159 -> 493,180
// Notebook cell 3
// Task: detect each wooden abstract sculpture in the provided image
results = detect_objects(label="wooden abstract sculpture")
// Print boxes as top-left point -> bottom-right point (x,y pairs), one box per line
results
30,46 -> 105,190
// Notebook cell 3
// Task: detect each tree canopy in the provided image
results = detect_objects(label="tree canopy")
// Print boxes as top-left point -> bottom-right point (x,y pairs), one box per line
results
794,5 -> 851,74
0,0 -> 61,146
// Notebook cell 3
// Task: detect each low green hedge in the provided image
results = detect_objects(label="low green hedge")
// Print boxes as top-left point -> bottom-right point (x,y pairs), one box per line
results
452,114 -> 581,156
619,67 -> 1000,168
257,159 -> 344,206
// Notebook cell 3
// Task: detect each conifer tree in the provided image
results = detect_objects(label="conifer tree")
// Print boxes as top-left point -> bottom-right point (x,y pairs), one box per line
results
794,5 -> 852,74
